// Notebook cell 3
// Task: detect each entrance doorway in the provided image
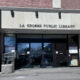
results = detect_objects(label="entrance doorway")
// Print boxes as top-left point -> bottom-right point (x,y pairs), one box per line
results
43,43 -> 53,67
16,43 -> 30,68
16,36 -> 54,68
54,41 -> 68,67
11,34 -> 78,69
30,43 -> 42,67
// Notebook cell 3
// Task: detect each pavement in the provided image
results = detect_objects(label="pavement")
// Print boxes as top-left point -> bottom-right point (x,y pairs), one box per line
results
0,67 -> 80,80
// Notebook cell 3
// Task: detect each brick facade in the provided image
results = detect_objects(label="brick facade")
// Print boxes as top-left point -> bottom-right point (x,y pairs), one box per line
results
62,0 -> 80,9
0,0 -> 80,9
0,0 -> 52,8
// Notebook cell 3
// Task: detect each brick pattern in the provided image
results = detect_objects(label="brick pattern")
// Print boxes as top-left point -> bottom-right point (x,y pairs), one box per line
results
0,0 -> 52,8
0,0 -> 80,9
62,0 -> 80,9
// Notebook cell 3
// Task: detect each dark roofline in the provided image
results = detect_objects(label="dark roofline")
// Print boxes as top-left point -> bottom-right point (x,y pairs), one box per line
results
0,29 -> 80,34
0,6 -> 80,13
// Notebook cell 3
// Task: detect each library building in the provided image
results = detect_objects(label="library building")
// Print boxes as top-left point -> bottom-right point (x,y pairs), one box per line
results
0,0 -> 80,73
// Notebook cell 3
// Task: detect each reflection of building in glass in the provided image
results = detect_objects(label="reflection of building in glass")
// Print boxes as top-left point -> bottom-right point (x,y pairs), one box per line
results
4,37 -> 16,53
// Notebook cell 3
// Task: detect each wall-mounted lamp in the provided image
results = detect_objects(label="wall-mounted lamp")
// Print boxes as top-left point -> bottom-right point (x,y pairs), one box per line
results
35,11 -> 39,18
11,10 -> 15,18
58,12 -> 61,19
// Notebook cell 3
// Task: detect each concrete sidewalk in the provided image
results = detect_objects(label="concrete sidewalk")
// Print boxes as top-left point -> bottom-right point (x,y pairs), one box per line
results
0,67 -> 80,80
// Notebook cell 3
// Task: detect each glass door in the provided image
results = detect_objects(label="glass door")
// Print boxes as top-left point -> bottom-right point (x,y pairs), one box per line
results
17,43 -> 30,67
43,43 -> 53,67
30,43 -> 42,67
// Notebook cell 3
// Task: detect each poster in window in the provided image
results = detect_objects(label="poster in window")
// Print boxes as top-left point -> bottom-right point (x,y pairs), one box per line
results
69,46 -> 78,54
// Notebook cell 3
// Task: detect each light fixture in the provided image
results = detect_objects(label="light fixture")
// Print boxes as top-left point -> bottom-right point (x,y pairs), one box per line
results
35,11 -> 39,18
11,10 -> 14,18
58,12 -> 61,19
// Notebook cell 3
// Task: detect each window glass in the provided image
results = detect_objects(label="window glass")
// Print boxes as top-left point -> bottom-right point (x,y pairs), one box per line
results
44,43 -> 53,66
68,35 -> 78,66
17,43 -> 29,54
4,37 -> 16,53
44,43 -> 52,53
31,43 -> 42,52
4,37 -> 15,46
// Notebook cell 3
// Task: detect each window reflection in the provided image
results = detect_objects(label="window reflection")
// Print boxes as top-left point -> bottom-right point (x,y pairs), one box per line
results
4,37 -> 15,46
17,43 -> 29,55
44,43 -> 52,53
31,43 -> 42,55
30,43 -> 42,66
4,37 -> 16,53
44,43 -> 53,66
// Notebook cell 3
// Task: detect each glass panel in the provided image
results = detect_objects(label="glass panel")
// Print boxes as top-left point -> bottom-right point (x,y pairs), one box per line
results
17,43 -> 29,55
68,35 -> 78,66
4,37 -> 16,46
5,47 -> 15,53
4,37 -> 16,53
17,43 -> 30,67
30,43 -> 42,67
44,43 -> 53,66
31,43 -> 42,52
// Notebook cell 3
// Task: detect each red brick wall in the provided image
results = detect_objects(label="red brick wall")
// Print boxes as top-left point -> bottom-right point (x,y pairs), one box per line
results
0,0 -> 52,8
0,0 -> 80,9
62,0 -> 80,9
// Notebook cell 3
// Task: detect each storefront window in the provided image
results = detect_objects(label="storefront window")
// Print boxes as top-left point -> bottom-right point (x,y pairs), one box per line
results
17,43 -> 29,55
4,37 -> 16,53
68,35 -> 78,66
